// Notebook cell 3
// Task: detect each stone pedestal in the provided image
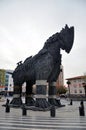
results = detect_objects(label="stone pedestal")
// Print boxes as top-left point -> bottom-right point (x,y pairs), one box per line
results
25,95 -> 35,106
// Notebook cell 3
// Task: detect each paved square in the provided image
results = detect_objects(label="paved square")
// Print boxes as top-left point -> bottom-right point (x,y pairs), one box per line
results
0,98 -> 86,130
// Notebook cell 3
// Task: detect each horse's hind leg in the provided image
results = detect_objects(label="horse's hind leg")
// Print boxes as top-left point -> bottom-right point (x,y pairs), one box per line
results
10,85 -> 22,107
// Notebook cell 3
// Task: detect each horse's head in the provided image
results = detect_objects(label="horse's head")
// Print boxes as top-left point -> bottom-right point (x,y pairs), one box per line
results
59,25 -> 74,53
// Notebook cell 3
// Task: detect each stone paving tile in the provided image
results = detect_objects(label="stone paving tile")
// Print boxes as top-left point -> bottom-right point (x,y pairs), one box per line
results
0,98 -> 86,130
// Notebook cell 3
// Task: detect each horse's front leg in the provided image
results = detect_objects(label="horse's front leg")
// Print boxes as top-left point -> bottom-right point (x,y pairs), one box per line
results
48,82 -> 57,106
48,81 -> 62,107
25,81 -> 35,106
35,77 -> 51,110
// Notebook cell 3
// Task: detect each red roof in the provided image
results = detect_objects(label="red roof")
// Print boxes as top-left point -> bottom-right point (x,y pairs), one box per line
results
0,86 -> 5,88
66,75 -> 86,80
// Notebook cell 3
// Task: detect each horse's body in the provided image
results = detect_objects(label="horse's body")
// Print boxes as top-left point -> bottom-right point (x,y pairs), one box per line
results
11,25 -> 74,109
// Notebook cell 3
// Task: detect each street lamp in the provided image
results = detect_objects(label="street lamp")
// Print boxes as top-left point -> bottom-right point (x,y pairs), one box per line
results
67,80 -> 71,98
82,82 -> 86,97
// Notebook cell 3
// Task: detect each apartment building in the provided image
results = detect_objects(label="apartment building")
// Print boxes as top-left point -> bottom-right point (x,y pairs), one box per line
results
66,76 -> 86,97
5,70 -> 13,95
0,69 -> 13,95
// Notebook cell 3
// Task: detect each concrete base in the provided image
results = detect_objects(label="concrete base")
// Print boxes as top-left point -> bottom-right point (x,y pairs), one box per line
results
10,97 -> 22,107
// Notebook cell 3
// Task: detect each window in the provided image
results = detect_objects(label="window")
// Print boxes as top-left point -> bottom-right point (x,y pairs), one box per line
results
5,79 -> 8,82
73,80 -> 76,83
79,84 -> 81,87
5,75 -> 9,78
5,83 -> 8,86
73,85 -> 76,88
79,90 -> 82,93
74,90 -> 77,93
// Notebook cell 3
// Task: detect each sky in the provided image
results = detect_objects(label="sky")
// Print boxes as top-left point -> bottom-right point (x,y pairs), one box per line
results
0,0 -> 86,84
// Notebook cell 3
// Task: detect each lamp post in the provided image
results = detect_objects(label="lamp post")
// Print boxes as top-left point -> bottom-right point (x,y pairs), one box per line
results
82,83 -> 86,97
67,80 -> 71,98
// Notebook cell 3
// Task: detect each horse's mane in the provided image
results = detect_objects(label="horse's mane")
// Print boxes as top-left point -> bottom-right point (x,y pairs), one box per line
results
43,32 -> 59,48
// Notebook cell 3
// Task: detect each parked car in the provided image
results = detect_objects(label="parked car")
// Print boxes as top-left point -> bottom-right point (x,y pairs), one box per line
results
60,94 -> 67,98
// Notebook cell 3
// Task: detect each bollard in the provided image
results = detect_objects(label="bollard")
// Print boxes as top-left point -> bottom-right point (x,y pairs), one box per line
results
50,105 -> 56,117
22,104 -> 27,116
5,99 -> 10,113
79,101 -> 85,116
70,99 -> 73,105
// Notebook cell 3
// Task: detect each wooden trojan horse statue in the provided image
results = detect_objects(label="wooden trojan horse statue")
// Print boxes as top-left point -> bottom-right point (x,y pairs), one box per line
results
10,25 -> 74,110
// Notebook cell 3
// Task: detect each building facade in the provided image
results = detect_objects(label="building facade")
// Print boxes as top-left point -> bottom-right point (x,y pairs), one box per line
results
5,70 -> 13,95
0,69 -> 13,95
56,65 -> 64,87
66,76 -> 86,97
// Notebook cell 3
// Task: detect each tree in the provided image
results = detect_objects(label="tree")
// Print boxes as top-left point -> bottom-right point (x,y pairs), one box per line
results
0,69 -> 5,86
57,86 -> 67,95
66,80 -> 71,97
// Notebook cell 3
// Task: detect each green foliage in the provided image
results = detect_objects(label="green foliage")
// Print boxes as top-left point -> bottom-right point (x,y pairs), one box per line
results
57,86 -> 67,94
0,69 -> 5,86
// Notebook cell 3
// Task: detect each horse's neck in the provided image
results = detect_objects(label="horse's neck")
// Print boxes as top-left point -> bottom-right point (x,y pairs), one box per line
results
46,44 -> 60,62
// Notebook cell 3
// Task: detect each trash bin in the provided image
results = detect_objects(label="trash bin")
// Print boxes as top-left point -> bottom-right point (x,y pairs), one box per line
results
79,101 -> 85,116
5,99 -> 10,113
70,99 -> 73,105
50,105 -> 55,117
22,105 -> 27,116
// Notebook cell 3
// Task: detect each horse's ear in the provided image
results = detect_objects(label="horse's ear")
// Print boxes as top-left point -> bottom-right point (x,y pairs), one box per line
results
65,24 -> 69,29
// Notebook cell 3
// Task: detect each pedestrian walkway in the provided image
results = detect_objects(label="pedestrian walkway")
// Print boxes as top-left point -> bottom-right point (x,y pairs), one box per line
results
0,98 -> 86,130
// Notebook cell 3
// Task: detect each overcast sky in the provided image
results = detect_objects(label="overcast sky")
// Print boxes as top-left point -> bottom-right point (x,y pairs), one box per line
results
0,0 -> 86,84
